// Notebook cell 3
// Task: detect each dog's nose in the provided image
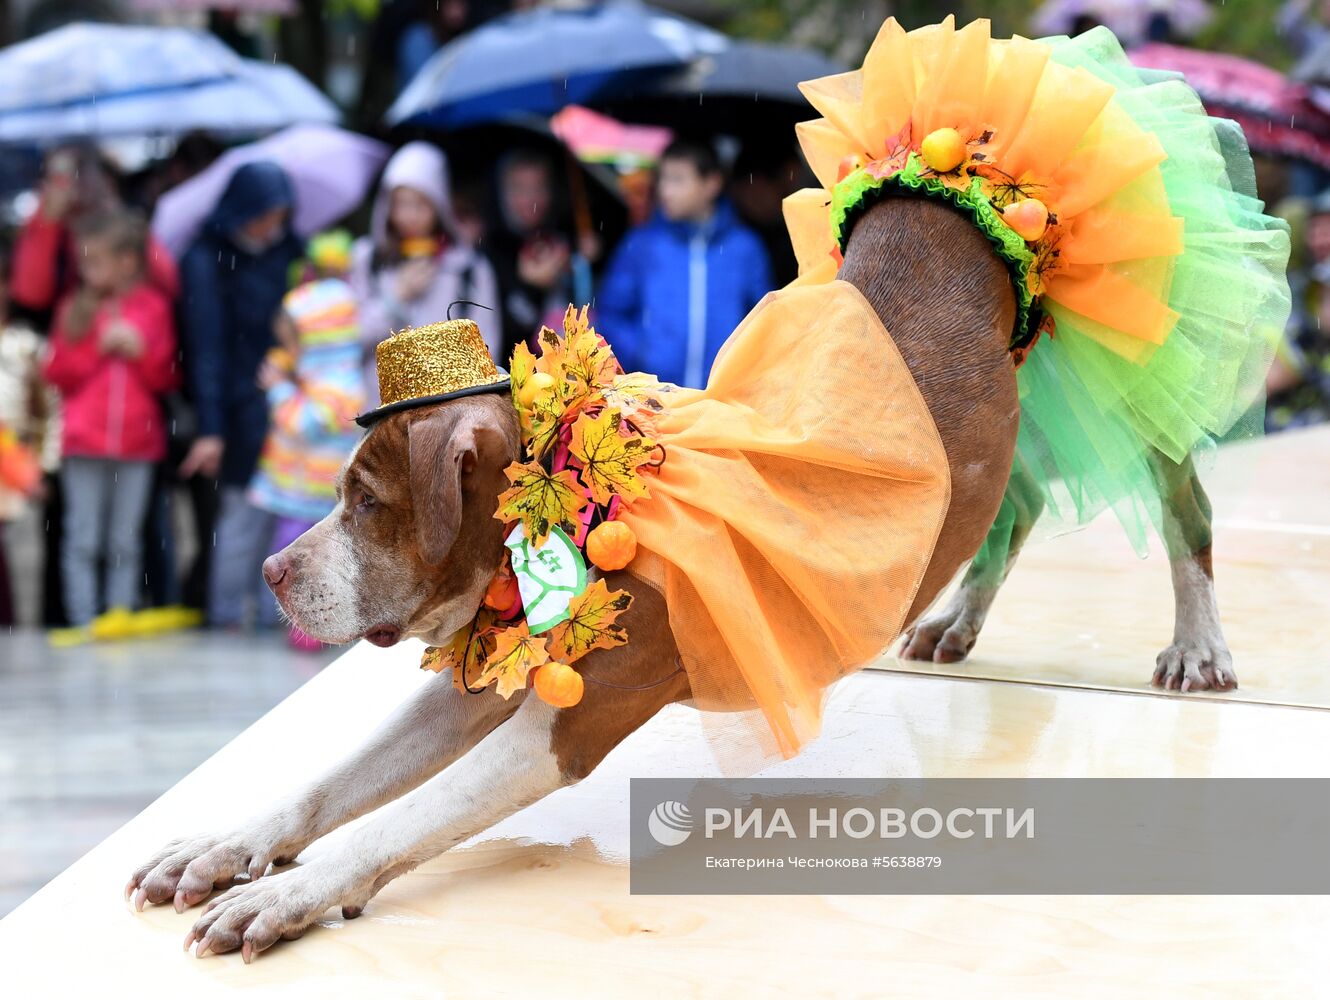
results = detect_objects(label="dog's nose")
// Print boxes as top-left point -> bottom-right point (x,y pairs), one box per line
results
262,553 -> 290,595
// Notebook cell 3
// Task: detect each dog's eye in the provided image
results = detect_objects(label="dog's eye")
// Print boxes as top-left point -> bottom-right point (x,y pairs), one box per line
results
355,493 -> 377,513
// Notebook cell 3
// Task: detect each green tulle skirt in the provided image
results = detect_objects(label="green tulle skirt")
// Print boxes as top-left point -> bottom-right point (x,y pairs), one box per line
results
974,27 -> 1292,572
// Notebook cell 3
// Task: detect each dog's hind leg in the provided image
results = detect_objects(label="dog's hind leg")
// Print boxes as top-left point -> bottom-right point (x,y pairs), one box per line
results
900,454 -> 1044,663
1148,448 -> 1236,692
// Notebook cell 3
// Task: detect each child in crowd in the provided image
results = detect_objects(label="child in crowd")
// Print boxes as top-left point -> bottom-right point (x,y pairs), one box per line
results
351,142 -> 499,407
596,138 -> 773,388
42,210 -> 179,640
490,148 -> 588,358
247,238 -> 366,648
178,161 -> 301,627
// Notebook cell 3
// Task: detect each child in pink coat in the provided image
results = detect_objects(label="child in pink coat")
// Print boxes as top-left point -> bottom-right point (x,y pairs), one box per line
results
42,209 -> 179,630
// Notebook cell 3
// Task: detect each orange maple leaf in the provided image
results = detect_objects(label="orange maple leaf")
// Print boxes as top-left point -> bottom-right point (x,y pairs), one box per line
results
563,303 -> 591,339
568,409 -> 657,506
474,620 -> 551,699
602,372 -> 671,436
546,577 -> 633,663
417,608 -> 502,693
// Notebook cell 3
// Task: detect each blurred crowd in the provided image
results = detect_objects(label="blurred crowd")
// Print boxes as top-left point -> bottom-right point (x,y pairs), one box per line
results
4,0 -> 1330,646
0,122 -> 788,641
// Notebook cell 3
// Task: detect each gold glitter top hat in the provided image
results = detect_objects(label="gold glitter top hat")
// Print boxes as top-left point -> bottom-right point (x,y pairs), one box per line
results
355,319 -> 509,428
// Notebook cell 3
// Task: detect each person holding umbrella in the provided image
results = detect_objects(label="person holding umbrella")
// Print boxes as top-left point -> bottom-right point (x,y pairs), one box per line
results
177,161 -> 303,629
12,147 -> 179,327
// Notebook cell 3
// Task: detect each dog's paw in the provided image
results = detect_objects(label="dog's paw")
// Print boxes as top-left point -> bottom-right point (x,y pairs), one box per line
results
126,826 -> 304,914
1152,641 -> 1238,692
900,607 -> 981,664
185,862 -> 376,963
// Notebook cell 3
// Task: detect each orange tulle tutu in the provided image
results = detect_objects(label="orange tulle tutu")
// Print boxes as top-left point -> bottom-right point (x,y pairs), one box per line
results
618,281 -> 951,760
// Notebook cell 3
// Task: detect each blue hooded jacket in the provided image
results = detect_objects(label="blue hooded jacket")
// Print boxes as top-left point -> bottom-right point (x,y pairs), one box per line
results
595,199 -> 773,388
179,161 -> 302,486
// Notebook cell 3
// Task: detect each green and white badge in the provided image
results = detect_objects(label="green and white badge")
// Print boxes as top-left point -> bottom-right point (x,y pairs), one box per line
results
504,523 -> 588,634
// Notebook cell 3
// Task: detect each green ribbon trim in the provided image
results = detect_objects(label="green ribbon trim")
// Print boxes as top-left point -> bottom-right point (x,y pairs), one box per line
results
830,153 -> 1043,352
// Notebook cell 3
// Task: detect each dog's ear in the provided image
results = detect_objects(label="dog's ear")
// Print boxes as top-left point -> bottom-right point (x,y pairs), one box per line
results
407,403 -> 510,567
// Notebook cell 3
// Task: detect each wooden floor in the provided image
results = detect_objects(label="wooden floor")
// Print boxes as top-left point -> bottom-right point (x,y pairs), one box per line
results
877,426 -> 1330,706
0,427 -> 1327,997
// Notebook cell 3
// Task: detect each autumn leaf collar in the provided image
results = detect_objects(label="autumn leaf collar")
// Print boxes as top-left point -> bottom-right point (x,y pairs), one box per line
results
420,306 -> 670,708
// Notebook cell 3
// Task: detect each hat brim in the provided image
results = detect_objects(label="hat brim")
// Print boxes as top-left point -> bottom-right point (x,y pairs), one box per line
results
354,376 -> 511,428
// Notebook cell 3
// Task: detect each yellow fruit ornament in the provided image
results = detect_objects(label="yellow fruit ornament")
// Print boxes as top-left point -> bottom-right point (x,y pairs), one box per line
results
920,127 -> 966,173
533,661 -> 584,707
519,370 -> 557,408
585,520 -> 637,570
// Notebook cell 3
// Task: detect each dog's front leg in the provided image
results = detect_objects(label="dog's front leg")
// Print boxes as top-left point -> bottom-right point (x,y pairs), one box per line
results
127,668 -> 519,912
183,692 -> 569,962
1148,449 -> 1236,692
902,453 -> 1044,662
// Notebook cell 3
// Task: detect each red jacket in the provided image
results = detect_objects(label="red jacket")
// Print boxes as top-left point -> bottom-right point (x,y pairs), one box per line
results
12,209 -> 179,313
43,284 -> 180,462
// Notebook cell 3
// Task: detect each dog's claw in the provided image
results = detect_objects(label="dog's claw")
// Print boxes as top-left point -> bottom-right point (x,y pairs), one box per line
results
133,887 -> 148,911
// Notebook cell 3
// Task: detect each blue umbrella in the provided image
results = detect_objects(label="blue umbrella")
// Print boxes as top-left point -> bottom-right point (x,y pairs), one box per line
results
0,22 -> 243,114
0,23 -> 339,142
386,1 -> 729,130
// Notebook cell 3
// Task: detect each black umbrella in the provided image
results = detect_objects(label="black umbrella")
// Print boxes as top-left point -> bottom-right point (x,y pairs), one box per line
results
394,115 -> 630,302
597,40 -> 845,135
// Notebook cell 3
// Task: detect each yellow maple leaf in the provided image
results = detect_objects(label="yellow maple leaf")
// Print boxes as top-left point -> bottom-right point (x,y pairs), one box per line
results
494,461 -> 587,546
563,303 -> 591,339
569,408 -> 657,505
474,620 -> 551,699
525,396 -> 566,460
547,577 -> 633,663
509,340 -> 537,405
561,325 -> 618,394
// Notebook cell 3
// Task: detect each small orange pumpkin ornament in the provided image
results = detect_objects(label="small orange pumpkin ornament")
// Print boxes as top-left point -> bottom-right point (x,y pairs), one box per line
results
586,520 -> 637,570
533,662 -> 584,707
483,569 -> 520,612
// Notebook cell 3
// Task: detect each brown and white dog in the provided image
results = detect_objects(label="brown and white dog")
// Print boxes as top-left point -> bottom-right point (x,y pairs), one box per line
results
125,198 -> 1231,961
